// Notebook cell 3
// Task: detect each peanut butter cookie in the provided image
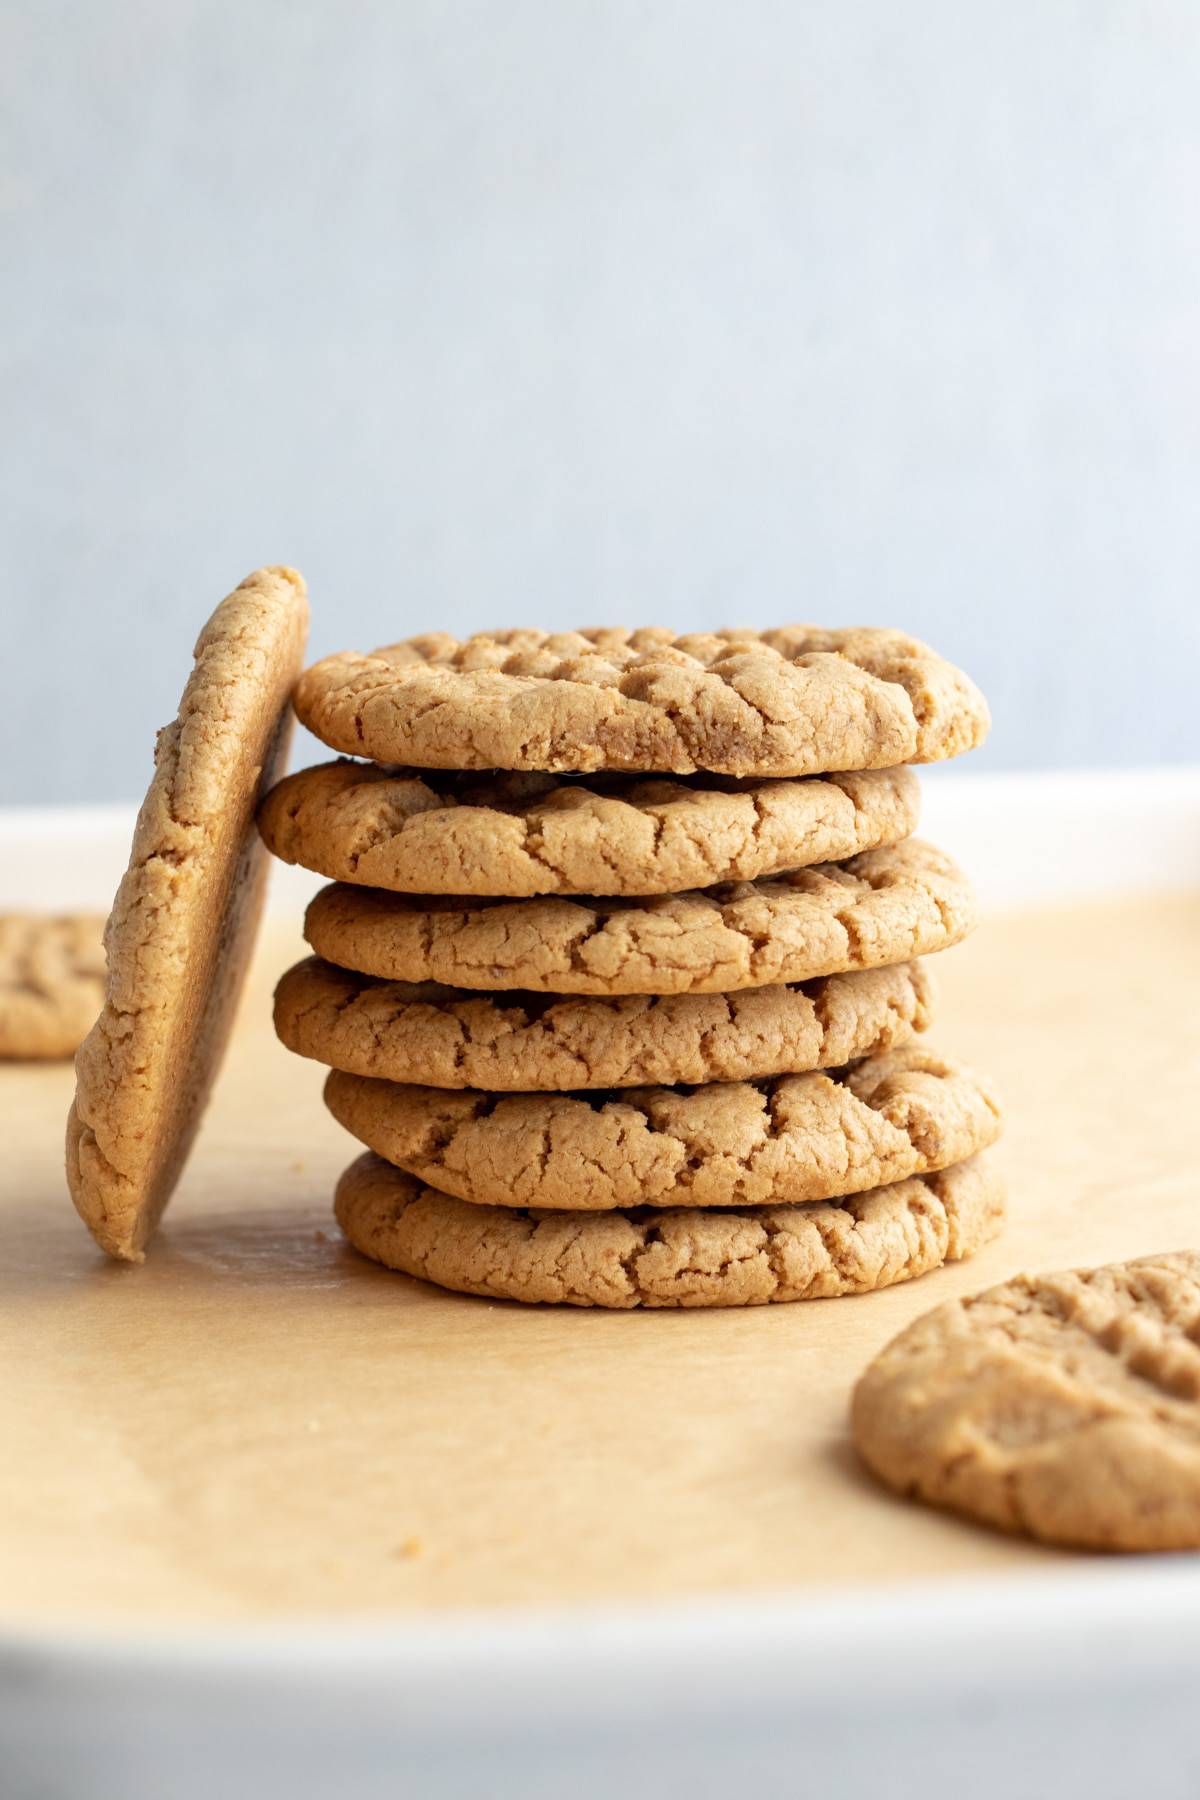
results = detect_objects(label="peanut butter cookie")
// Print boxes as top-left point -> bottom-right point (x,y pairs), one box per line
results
303,839 -> 974,996
275,954 -> 934,1091
294,626 -> 989,776
334,1149 -> 1004,1308
66,567 -> 309,1261
853,1251 -> 1200,1551
323,1046 -> 1002,1211
258,761 -> 919,897
0,914 -> 106,1059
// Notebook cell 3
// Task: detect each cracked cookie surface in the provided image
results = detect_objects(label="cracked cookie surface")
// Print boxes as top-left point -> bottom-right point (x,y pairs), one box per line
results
294,626 -> 989,776
0,914 -> 107,1058
303,839 -> 973,995
852,1251 -> 1200,1550
66,567 -> 309,1262
275,954 -> 934,1091
258,761 -> 920,898
324,1045 -> 1002,1211
334,1150 -> 1004,1307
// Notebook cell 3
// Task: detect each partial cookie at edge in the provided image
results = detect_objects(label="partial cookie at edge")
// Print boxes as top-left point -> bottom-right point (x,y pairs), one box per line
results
0,914 -> 107,1059
852,1251 -> 1200,1552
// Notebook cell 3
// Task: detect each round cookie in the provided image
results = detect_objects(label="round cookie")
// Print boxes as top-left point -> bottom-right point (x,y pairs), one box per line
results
67,567 -> 310,1262
323,1046 -> 1002,1211
275,954 -> 935,1091
303,839 -> 974,997
258,761 -> 920,898
852,1251 -> 1200,1552
294,626 -> 989,777
0,914 -> 107,1059
334,1150 -> 1005,1308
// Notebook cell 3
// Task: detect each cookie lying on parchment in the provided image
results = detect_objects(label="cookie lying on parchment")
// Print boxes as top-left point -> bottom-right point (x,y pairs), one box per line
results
852,1251 -> 1200,1552
66,568 -> 309,1262
323,1046 -> 1002,1212
294,626 -> 989,777
275,955 -> 934,1092
0,914 -> 107,1059
258,761 -> 920,898
302,840 -> 974,997
334,1149 -> 1005,1308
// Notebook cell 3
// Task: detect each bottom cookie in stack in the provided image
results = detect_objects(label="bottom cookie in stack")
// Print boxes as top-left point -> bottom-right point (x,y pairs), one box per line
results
333,1150 -> 1005,1310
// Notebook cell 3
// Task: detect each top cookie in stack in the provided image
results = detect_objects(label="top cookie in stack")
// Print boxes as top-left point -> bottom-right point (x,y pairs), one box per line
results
264,626 -> 1002,1308
286,625 -> 986,777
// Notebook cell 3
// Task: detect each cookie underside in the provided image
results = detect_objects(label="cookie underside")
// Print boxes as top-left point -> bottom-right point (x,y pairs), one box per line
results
66,568 -> 310,1261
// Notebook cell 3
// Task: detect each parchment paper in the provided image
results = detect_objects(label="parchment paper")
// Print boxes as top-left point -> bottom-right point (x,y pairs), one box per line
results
3,894 -> 1197,1626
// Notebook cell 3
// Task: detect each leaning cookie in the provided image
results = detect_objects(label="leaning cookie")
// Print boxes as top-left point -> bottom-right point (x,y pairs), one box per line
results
67,568 -> 309,1261
323,1046 -> 1002,1211
852,1251 -> 1200,1552
0,914 -> 107,1059
258,762 -> 920,898
294,626 -> 989,776
275,955 -> 935,1091
335,1150 -> 1005,1308
304,839 -> 974,996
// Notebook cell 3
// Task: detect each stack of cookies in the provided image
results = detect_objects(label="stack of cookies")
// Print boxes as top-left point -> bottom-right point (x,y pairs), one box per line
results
263,626 -> 1003,1309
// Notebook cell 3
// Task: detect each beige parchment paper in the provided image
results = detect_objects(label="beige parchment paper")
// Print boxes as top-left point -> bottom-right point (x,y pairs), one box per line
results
2,894 -> 1197,1627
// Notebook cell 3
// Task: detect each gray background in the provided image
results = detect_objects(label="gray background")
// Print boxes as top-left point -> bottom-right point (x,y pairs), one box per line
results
5,0 -> 1200,804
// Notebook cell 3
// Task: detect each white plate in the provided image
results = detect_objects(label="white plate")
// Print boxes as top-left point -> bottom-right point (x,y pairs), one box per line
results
4,1565 -> 1200,1800
4,767 -> 1199,1800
